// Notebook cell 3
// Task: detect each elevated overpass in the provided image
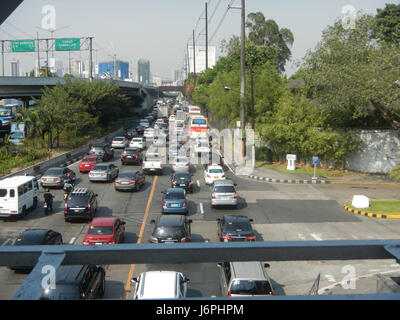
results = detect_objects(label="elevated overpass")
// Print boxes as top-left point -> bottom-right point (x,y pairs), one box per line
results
0,77 -> 154,109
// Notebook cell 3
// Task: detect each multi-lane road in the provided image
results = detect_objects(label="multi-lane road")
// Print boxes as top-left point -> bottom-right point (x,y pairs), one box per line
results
1,122 -> 400,299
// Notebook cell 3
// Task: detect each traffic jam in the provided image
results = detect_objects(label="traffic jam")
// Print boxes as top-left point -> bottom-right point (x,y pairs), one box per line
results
0,98 -> 274,300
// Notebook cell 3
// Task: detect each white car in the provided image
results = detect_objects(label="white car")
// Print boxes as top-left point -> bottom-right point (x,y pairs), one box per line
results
194,141 -> 210,155
204,165 -> 225,185
131,271 -> 189,299
139,120 -> 150,128
111,136 -> 128,149
144,128 -> 155,140
130,138 -> 145,150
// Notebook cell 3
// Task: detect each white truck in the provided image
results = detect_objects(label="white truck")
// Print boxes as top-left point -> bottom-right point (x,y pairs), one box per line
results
142,152 -> 163,175
158,105 -> 169,118
176,110 -> 186,122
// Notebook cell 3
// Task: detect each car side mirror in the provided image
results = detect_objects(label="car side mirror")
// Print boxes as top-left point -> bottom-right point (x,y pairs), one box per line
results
249,219 -> 254,222
150,220 -> 155,224
217,263 -> 223,268
216,218 -> 221,222
122,221 -> 126,225
188,219 -> 193,224
184,277 -> 190,283
264,263 -> 270,269
234,183 -> 237,186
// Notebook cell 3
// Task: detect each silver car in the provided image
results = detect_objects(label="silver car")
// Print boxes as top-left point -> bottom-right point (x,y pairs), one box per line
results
211,179 -> 238,208
171,156 -> 190,173
88,163 -> 119,182
111,136 -> 128,149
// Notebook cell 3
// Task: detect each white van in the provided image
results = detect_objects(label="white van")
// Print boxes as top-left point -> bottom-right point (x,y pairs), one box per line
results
0,176 -> 39,218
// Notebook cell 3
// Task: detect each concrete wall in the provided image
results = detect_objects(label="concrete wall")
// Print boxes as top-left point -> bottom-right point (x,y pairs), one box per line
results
346,130 -> 400,174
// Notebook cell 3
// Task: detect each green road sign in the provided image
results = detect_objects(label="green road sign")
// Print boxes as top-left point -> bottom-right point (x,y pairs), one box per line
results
11,40 -> 35,52
55,38 -> 80,51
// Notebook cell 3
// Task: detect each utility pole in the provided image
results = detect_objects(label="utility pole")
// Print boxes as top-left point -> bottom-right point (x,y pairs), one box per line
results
89,37 -> 93,81
1,40 -> 4,76
192,29 -> 196,85
46,39 -> 49,77
205,2 -> 208,70
37,32 -> 41,77
229,0 -> 246,158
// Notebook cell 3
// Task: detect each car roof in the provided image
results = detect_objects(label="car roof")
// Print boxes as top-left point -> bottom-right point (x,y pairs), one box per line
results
157,214 -> 185,226
90,217 -> 118,226
166,188 -> 185,193
0,176 -> 36,188
83,155 -> 97,159
207,165 -> 223,170
16,229 -> 51,244
139,271 -> 179,298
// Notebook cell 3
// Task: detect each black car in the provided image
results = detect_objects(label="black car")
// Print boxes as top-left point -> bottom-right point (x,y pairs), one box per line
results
171,172 -> 193,193
89,143 -> 114,162
8,229 -> 63,271
217,215 -> 255,242
64,188 -> 98,222
150,215 -> 192,243
121,148 -> 143,165
135,125 -> 145,136
40,265 -> 105,300
124,128 -> 137,140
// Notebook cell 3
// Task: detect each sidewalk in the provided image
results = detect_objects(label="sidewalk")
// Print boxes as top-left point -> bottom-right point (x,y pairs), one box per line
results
237,164 -> 400,186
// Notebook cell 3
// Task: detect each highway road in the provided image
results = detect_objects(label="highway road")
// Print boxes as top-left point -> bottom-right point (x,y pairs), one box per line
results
1,125 -> 400,299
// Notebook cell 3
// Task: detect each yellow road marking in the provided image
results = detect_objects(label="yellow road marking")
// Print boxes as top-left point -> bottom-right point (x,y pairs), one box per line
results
124,175 -> 158,299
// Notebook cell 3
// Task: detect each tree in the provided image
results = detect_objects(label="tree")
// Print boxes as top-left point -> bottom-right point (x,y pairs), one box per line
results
375,3 -> 400,45
300,14 -> 400,129
246,12 -> 294,72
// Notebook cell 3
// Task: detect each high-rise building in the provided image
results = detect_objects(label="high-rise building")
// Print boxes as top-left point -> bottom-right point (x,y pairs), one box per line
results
187,45 -> 216,74
10,59 -> 19,77
137,59 -> 150,85
71,59 -> 85,77
98,61 -> 129,80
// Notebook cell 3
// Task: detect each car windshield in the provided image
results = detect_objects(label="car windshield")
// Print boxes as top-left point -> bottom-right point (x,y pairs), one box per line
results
0,109 -> 11,116
145,155 -> 160,161
67,195 -> 89,207
92,165 -> 108,171
209,169 -> 223,174
224,221 -> 252,232
45,168 -> 62,176
92,146 -> 104,151
132,139 -> 142,142
88,226 -> 113,235
154,226 -> 185,238
82,158 -> 96,162
174,174 -> 190,180
214,186 -> 235,193
118,172 -> 135,179
113,138 -> 124,141
175,157 -> 188,163
165,192 -> 185,200
230,280 -> 273,295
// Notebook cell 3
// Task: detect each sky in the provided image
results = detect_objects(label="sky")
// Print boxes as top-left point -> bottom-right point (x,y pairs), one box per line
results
0,0 -> 394,80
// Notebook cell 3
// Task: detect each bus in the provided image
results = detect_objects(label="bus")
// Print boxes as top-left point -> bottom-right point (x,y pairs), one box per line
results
189,115 -> 207,139
188,105 -> 201,118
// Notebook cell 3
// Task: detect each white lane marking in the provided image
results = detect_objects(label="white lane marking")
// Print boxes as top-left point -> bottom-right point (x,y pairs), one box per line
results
298,233 -> 306,240
197,180 -> 200,188
1,239 -> 11,246
310,233 -> 323,241
69,237 -> 76,245
200,203 -> 204,215
325,275 -> 336,282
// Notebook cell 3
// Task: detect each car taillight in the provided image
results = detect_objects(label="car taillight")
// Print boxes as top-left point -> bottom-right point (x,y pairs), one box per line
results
131,180 -> 136,185
223,235 -> 232,241
173,163 -> 176,167
183,201 -> 187,206
234,192 -> 238,199
186,163 -> 190,166
88,203 -> 91,211
181,237 -> 188,242
247,235 -> 256,241
189,182 -> 193,186
115,180 -> 120,184
64,203 -> 68,211
162,201 -> 166,206
151,237 -> 158,243
121,154 -> 126,157
133,154 -> 138,157
56,177 -> 61,181
227,292 -> 231,297
221,175 -> 225,178
212,193 -> 216,199
207,175 -> 211,178
172,182 -> 177,186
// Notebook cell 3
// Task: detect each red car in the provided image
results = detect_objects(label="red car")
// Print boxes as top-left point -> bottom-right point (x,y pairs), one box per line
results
83,217 -> 126,245
79,155 -> 98,173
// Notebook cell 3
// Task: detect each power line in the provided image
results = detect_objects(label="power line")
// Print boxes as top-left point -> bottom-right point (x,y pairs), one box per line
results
209,0 -> 236,44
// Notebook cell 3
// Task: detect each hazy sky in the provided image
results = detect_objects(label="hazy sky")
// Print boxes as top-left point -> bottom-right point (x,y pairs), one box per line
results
0,0 -> 393,79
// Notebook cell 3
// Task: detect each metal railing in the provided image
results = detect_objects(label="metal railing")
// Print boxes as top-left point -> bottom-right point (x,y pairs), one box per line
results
0,240 -> 399,300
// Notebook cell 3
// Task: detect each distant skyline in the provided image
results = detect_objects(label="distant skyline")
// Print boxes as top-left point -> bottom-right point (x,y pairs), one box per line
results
0,0 -> 393,79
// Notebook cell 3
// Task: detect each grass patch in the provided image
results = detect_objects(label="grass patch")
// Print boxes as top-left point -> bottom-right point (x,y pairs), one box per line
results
256,162 -> 353,177
345,200 -> 400,215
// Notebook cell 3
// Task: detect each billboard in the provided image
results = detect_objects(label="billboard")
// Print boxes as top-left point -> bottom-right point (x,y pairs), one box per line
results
188,45 -> 216,74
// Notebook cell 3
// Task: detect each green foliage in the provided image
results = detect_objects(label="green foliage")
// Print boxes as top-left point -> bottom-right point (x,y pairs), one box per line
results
375,3 -> 400,45
389,163 -> 400,180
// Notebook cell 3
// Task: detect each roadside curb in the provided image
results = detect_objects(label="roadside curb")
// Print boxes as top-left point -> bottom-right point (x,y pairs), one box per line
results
343,205 -> 400,220
246,174 -> 330,184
